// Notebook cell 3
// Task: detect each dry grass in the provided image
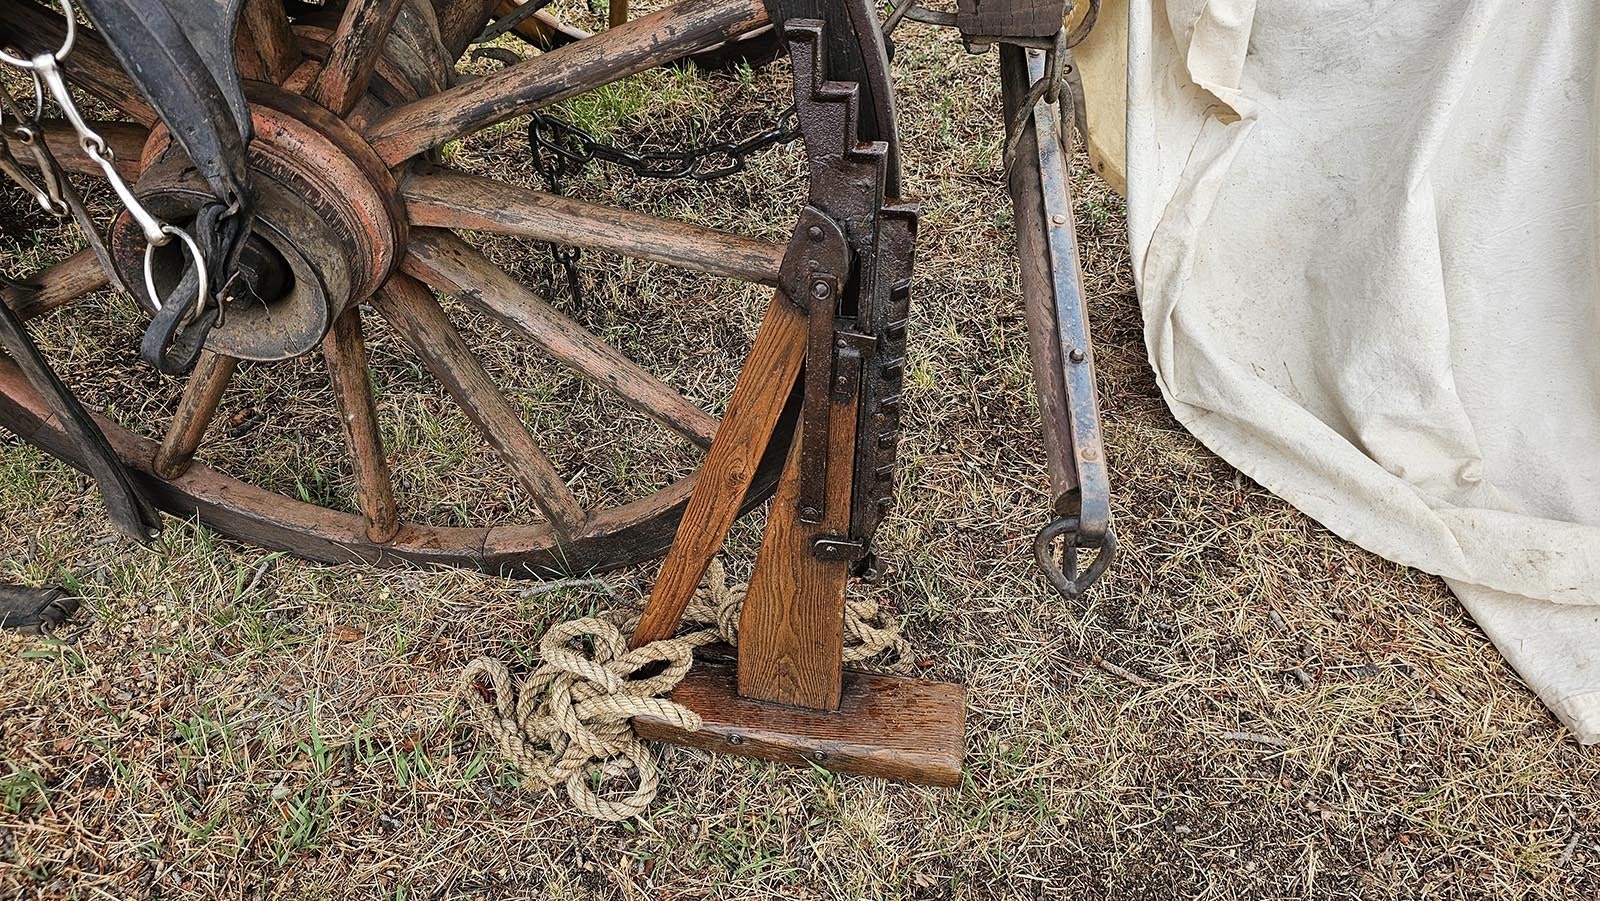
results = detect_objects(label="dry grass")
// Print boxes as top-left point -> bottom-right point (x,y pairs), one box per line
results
1,10 -> 1596,900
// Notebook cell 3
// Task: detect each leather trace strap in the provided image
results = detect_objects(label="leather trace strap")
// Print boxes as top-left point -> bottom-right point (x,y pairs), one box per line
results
74,0 -> 259,375
75,0 -> 253,210
0,289 -> 163,543
138,201 -> 244,374
0,584 -> 80,634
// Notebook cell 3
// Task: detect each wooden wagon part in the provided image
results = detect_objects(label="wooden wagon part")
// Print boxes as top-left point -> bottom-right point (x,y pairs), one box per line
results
0,0 -> 1118,792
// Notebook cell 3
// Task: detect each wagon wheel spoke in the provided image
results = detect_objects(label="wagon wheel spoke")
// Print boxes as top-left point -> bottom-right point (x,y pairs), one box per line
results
0,0 -> 804,575
308,0 -> 410,115
33,120 -> 148,181
152,352 -> 239,479
364,0 -> 770,165
239,0 -> 302,84
401,168 -> 782,285
403,228 -> 721,449
2,250 -> 109,323
0,0 -> 157,126
323,307 -> 401,543
372,272 -> 588,537
431,0 -> 503,59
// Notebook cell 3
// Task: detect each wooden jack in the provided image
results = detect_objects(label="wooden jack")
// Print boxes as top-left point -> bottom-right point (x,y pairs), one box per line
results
629,295 -> 965,787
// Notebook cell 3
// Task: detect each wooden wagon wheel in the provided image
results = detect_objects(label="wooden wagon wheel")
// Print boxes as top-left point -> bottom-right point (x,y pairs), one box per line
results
0,0 -> 805,576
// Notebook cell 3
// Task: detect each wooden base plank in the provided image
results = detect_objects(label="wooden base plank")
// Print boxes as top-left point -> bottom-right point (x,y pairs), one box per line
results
634,662 -> 965,787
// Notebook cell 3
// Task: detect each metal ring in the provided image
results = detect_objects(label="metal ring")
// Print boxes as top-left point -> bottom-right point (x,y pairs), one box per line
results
143,225 -> 206,314
1033,516 -> 1117,600
0,0 -> 76,69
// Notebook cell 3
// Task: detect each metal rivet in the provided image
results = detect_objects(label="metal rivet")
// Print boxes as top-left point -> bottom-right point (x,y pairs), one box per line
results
837,337 -> 847,348
728,734 -> 744,746
1080,447 -> 1099,461
1051,214 -> 1067,225
807,226 -> 822,240
810,751 -> 827,762
1069,348 -> 1086,363
812,280 -> 831,299
800,506 -> 820,520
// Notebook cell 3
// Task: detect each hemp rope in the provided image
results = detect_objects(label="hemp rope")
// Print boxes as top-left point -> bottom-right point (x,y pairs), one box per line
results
457,560 -> 914,821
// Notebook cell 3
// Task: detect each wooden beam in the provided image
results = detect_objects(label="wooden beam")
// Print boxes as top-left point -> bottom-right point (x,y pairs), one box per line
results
364,0 -> 769,165
403,229 -> 720,449
0,0 -> 157,126
431,0 -> 501,59
323,308 -> 400,543
373,272 -> 587,537
735,390 -> 857,709
308,0 -> 409,115
630,295 -> 807,647
2,251 -> 109,323
401,168 -> 783,285
634,660 -> 965,786
238,0 -> 302,83
153,353 -> 239,480
31,121 -> 147,182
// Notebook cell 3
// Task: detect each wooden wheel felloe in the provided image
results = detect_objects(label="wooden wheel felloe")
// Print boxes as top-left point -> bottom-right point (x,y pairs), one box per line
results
0,0 -> 802,576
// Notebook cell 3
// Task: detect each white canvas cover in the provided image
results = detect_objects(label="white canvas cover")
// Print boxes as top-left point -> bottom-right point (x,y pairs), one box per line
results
1099,0 -> 1600,741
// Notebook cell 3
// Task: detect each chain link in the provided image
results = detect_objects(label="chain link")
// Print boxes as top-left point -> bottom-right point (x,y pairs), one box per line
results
521,103 -> 800,306
527,104 -> 799,183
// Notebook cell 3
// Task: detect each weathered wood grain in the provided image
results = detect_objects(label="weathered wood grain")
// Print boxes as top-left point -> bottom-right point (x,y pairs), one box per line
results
238,0 -> 301,83
154,353 -> 239,480
0,0 -> 156,125
34,120 -> 146,181
401,168 -> 783,285
323,308 -> 400,543
736,393 -> 858,709
365,0 -> 770,165
403,229 -> 720,449
1,250 -> 109,323
373,272 -> 587,537
308,0 -> 409,115
634,660 -> 966,786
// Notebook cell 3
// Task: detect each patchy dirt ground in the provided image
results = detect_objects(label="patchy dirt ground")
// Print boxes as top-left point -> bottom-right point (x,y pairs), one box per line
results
1,7 -> 1596,900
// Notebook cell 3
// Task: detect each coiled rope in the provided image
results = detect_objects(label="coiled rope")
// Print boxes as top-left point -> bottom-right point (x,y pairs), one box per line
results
457,560 -> 913,820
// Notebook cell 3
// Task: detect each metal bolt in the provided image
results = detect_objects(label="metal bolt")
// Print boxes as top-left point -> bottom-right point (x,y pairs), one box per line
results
810,751 -> 827,762
807,225 -> 822,240
812,280 -> 831,299
837,337 -> 848,348
1069,348 -> 1086,363
728,734 -> 744,746
1080,447 -> 1099,462
1051,214 -> 1067,225
800,506 -> 820,520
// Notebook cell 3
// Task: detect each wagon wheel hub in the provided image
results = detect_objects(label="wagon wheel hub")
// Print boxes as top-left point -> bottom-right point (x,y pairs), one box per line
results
109,82 -> 404,361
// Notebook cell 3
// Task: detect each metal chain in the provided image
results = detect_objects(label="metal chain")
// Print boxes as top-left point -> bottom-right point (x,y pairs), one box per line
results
521,102 -> 800,306
0,0 -> 208,317
526,103 -> 800,183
